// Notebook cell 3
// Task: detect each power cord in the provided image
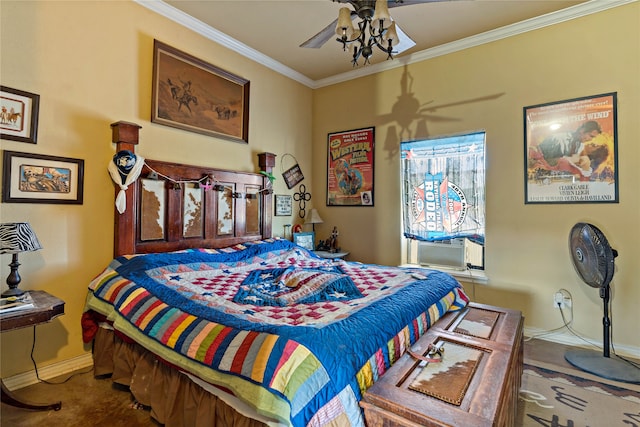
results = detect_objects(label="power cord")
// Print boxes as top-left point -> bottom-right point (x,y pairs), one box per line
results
553,292 -> 640,371
463,265 -> 477,301
524,288 -> 574,342
30,326 -> 93,385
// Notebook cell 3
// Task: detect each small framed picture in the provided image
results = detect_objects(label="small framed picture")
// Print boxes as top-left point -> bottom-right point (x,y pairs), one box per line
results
274,194 -> 292,216
2,150 -> 84,204
1,86 -> 40,144
293,232 -> 315,251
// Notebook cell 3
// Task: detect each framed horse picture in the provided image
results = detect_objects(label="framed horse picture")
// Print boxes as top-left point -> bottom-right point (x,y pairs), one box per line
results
0,86 -> 40,144
151,40 -> 250,144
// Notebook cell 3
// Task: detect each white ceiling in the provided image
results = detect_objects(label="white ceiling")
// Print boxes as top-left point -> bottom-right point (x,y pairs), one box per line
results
139,1 -> 627,88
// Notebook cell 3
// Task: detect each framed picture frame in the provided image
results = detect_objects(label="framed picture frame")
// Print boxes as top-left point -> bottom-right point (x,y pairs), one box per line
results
274,194 -> 292,216
524,92 -> 618,204
327,127 -> 375,206
151,39 -> 250,144
293,232 -> 315,251
0,86 -> 40,144
2,150 -> 85,204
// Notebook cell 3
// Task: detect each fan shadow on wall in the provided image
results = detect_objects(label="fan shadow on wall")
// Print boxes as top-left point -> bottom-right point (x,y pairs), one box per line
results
377,65 -> 504,159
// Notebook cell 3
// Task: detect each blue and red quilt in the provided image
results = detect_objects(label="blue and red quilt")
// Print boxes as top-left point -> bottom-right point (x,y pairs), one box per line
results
85,239 -> 468,426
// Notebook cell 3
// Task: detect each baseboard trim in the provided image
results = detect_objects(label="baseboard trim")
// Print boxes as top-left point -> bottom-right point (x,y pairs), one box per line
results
524,326 -> 640,359
3,352 -> 94,391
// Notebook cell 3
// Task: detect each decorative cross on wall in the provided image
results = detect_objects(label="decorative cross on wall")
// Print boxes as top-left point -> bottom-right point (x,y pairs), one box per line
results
293,184 -> 311,218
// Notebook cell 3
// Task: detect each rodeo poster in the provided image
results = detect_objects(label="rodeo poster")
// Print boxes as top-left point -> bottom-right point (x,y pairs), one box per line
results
400,132 -> 485,243
327,127 -> 375,206
524,92 -> 618,204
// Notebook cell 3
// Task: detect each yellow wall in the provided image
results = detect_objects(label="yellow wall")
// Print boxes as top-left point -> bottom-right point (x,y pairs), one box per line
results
312,4 -> 639,354
1,1 -> 638,379
0,1 -> 312,377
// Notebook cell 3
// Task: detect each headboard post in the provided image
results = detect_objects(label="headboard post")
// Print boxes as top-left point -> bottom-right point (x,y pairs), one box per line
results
258,152 -> 276,238
111,120 -> 142,151
110,121 -> 141,256
258,152 -> 276,173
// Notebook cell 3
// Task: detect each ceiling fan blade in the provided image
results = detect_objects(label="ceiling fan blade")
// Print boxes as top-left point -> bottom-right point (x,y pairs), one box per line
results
300,18 -> 339,48
393,22 -> 416,53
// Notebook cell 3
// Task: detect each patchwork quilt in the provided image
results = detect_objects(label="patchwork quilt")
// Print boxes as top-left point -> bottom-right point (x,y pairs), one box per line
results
84,239 -> 468,426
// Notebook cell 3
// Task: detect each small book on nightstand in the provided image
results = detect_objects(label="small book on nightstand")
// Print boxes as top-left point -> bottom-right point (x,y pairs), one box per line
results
0,292 -> 35,314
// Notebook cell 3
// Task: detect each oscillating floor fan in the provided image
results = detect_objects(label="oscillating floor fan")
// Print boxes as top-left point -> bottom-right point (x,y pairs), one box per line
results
564,222 -> 640,384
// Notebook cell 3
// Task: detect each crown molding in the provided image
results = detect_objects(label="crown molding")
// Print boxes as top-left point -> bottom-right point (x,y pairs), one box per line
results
137,0 -> 636,89
135,0 -> 316,87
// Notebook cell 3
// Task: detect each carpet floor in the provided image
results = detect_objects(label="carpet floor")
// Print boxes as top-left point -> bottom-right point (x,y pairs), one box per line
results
517,360 -> 640,426
1,338 -> 638,426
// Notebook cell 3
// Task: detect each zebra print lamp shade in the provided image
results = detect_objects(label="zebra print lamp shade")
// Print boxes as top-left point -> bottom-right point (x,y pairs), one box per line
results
0,222 -> 42,298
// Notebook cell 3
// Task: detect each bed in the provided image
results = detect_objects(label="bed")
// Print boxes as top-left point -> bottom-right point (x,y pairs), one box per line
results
82,121 -> 471,427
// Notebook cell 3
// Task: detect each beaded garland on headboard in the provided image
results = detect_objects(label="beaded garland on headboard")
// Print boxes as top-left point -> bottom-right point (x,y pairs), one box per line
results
110,121 -> 275,257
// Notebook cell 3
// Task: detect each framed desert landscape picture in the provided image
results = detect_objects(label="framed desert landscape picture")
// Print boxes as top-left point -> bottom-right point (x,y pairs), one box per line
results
151,40 -> 250,144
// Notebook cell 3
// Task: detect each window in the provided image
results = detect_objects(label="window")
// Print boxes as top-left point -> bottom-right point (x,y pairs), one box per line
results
400,131 -> 485,271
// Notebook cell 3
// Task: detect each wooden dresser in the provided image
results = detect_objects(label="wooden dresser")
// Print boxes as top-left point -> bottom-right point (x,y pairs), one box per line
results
360,302 -> 523,427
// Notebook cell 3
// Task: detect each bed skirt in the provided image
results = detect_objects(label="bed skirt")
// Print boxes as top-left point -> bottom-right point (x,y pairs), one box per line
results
92,327 -> 268,427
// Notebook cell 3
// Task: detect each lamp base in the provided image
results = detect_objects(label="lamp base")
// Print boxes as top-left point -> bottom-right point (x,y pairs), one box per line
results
1,287 -> 25,298
3,253 -> 25,299
565,349 -> 640,384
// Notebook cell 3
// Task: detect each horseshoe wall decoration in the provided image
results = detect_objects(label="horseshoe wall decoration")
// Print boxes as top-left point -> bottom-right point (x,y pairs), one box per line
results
293,184 -> 311,218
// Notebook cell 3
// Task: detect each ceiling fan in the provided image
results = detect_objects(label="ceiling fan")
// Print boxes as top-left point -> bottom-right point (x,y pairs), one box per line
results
300,0 -> 452,64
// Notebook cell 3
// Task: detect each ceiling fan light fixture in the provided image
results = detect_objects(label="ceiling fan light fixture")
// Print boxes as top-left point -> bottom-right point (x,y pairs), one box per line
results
386,21 -> 399,46
372,0 -> 391,22
335,7 -> 355,38
334,0 -> 402,66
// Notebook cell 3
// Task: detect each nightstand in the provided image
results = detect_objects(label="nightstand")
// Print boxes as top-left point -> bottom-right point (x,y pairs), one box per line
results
314,251 -> 349,260
0,290 -> 65,411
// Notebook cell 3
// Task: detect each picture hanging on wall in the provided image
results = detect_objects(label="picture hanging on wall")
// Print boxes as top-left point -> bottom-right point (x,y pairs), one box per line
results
524,92 -> 618,204
2,150 -> 84,204
280,154 -> 304,189
0,86 -> 39,144
326,127 -> 374,206
274,194 -> 292,216
151,40 -> 250,144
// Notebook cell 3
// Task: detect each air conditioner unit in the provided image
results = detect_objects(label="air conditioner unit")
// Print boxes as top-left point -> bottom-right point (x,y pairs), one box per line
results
417,238 -> 483,270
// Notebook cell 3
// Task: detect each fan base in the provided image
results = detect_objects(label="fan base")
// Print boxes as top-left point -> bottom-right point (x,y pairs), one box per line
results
565,349 -> 640,384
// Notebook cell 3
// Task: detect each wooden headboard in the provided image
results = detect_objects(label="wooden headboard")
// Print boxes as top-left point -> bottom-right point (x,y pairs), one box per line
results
110,121 -> 275,257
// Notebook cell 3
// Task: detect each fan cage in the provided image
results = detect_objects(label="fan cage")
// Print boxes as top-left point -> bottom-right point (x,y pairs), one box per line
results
569,223 -> 615,288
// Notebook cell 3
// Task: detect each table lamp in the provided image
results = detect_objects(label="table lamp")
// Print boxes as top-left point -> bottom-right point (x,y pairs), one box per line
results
0,222 -> 42,298
305,208 -> 323,232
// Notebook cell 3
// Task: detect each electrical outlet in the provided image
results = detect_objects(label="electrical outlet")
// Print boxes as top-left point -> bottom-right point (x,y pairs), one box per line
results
553,291 -> 572,309
554,292 -> 565,309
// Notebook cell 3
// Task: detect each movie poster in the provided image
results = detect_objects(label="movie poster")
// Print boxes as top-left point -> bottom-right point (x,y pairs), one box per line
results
326,127 -> 374,206
524,93 -> 618,204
